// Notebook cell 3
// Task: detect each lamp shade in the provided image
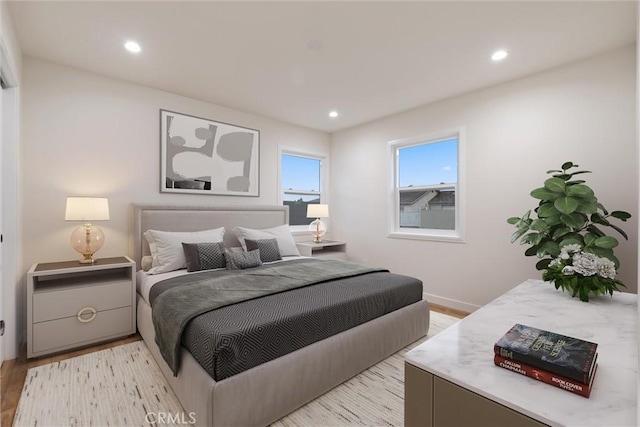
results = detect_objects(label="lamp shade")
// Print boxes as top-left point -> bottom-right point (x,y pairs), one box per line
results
65,197 -> 110,221
307,204 -> 329,218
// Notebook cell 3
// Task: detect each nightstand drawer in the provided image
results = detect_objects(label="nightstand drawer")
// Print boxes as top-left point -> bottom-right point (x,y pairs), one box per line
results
27,257 -> 136,359
33,280 -> 132,323
32,306 -> 133,354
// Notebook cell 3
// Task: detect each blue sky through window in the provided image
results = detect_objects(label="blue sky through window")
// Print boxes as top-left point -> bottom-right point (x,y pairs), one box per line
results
282,154 -> 320,193
399,138 -> 457,187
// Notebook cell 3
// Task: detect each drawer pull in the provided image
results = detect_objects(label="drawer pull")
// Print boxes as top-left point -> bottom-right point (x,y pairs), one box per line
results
77,307 -> 97,323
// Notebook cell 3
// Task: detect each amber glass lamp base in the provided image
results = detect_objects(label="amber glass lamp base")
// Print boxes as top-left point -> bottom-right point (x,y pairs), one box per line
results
70,223 -> 105,264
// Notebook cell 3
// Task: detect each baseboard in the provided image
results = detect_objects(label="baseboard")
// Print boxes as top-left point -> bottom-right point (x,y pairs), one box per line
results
423,292 -> 481,314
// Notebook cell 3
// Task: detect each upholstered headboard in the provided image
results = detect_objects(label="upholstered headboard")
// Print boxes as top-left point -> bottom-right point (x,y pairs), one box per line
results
129,204 -> 289,267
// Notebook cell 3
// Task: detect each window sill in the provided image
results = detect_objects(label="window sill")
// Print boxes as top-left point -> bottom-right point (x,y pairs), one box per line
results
387,231 -> 465,243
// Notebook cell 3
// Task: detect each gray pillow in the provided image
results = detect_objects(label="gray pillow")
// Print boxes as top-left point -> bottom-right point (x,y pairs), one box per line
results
182,242 -> 226,272
245,238 -> 282,263
224,249 -> 263,270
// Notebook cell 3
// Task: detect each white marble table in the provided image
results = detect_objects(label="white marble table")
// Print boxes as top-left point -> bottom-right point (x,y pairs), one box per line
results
405,279 -> 637,427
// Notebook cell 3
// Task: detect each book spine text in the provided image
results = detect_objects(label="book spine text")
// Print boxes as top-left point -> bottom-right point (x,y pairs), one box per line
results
493,344 -> 590,384
494,355 -> 592,398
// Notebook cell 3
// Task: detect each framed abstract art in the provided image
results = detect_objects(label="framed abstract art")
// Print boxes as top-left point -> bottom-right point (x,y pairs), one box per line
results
160,110 -> 260,196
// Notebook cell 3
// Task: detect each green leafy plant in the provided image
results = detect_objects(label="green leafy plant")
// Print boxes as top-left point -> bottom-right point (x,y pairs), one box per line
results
508,162 -> 631,301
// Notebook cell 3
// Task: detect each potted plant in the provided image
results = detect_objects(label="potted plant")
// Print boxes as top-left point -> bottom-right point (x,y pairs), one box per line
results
508,162 -> 631,302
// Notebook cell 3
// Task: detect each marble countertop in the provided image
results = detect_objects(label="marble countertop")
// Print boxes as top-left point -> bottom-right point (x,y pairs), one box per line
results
405,279 -> 637,427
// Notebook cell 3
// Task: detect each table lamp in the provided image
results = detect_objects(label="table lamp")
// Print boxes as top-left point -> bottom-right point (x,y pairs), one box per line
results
307,204 -> 329,243
65,197 -> 110,264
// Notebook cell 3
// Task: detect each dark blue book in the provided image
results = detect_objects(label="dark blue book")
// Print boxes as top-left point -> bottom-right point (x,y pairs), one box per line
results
494,324 -> 598,384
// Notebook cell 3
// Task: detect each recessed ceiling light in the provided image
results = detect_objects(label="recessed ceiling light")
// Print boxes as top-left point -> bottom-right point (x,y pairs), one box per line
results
125,41 -> 141,53
491,50 -> 508,61
329,111 -> 338,118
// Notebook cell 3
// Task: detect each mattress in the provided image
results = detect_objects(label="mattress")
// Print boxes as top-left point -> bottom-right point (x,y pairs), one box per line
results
179,267 -> 423,381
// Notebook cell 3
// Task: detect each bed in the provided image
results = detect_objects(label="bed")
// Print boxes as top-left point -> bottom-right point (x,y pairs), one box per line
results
130,204 -> 430,426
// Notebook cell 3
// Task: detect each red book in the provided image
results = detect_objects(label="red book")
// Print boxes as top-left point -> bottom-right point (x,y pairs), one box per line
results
494,354 -> 597,398
494,324 -> 598,384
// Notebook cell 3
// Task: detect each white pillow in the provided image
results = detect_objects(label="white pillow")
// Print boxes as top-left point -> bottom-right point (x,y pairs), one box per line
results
233,225 -> 300,257
141,256 -> 153,272
143,228 -> 225,274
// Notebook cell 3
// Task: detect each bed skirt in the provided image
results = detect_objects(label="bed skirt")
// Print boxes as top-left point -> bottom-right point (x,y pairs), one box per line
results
137,294 -> 430,426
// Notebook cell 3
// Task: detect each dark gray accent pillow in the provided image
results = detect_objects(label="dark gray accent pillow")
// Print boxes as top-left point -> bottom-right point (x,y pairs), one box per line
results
182,242 -> 226,272
224,249 -> 263,270
245,238 -> 282,263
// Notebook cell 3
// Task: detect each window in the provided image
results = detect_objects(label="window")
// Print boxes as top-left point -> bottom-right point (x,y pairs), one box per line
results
389,128 -> 465,241
280,150 -> 326,227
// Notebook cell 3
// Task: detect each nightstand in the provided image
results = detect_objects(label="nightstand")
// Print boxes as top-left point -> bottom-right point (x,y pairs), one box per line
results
296,240 -> 347,260
26,256 -> 136,358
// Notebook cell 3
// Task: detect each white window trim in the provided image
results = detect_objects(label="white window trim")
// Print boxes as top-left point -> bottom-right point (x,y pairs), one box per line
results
278,146 -> 329,234
387,127 -> 466,243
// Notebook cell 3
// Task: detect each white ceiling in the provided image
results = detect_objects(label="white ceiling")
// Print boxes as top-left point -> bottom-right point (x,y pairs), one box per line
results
7,1 -> 637,133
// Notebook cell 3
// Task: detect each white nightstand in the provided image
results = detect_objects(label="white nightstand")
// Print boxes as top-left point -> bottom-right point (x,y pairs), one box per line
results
296,240 -> 347,260
26,256 -> 136,358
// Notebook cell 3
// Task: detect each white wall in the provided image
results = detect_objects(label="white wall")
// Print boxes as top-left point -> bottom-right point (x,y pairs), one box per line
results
18,57 -> 330,356
1,0 -> 22,80
332,45 -> 638,311
1,0 -> 22,362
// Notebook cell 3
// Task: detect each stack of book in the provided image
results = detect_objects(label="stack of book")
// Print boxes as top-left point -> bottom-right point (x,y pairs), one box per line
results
493,324 -> 598,398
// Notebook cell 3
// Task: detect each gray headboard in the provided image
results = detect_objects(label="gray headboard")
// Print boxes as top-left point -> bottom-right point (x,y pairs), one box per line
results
129,204 -> 289,267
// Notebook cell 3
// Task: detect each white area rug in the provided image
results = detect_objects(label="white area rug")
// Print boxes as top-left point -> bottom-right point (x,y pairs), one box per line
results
13,341 -> 183,427
13,312 -> 459,427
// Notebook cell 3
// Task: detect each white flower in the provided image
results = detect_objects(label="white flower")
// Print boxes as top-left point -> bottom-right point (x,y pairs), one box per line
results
571,252 -> 598,276
549,258 -> 563,267
596,257 -> 616,279
559,244 -> 582,259
552,247 -> 618,280
563,244 -> 582,253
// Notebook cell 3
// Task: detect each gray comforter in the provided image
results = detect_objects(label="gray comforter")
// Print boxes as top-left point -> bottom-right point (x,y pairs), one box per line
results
151,259 -> 388,375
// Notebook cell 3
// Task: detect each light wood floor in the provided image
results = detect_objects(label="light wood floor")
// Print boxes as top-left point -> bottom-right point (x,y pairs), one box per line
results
0,305 -> 467,426
429,302 -> 469,320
